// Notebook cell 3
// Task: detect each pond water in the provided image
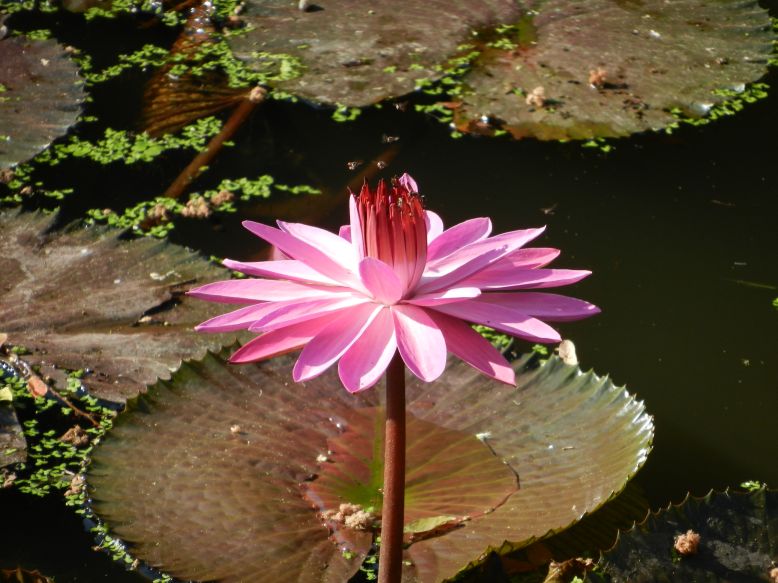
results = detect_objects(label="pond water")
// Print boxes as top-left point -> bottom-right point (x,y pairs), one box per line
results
1,3 -> 777,581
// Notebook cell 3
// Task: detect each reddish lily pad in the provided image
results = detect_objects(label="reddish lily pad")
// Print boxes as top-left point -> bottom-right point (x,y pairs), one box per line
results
227,0 -> 522,107
0,24 -> 85,170
87,349 -> 652,582
0,209 -> 237,403
455,0 -> 775,140
595,487 -> 778,582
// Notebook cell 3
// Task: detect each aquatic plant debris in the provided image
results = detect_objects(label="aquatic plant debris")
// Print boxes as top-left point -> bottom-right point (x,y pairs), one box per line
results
0,20 -> 85,170
594,486 -> 778,581
0,209 -> 240,403
87,349 -> 653,583
454,0 -> 776,140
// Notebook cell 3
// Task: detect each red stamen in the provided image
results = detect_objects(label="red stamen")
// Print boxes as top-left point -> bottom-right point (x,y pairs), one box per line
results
356,177 -> 427,295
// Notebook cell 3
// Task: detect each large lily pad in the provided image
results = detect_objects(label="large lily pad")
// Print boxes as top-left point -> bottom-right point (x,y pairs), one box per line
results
228,0 -> 522,107
0,209 -> 236,403
88,349 -> 653,582
0,23 -> 85,170
455,0 -> 775,140
595,487 -> 778,582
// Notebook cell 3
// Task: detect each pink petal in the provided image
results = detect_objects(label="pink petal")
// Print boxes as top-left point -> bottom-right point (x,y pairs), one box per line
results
418,228 -> 546,294
223,259 -> 340,286
431,299 -> 562,343
449,248 -> 560,287
269,245 -> 290,261
391,304 -> 447,382
427,311 -> 515,385
358,257 -> 403,304
398,173 -> 418,193
242,221 -> 362,289
425,211 -> 444,243
460,269 -> 592,291
478,292 -> 601,322
249,295 -> 370,332
407,287 -> 481,307
502,247 -> 561,269
338,308 -> 397,393
348,194 -> 364,258
187,278 -> 347,304
194,303 -> 277,332
339,225 -> 351,242
228,313 -> 336,363
293,303 -> 383,382
426,217 -> 492,262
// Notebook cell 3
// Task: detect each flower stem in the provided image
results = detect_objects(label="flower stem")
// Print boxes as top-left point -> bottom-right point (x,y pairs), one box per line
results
378,353 -> 406,583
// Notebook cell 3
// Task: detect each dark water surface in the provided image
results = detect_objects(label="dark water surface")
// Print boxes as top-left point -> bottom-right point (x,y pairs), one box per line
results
2,5 -> 777,581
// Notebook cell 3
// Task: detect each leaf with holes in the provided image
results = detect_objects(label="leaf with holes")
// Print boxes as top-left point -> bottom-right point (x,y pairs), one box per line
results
0,209 -> 238,403
454,0 -> 775,140
87,349 -> 652,582
0,21 -> 85,170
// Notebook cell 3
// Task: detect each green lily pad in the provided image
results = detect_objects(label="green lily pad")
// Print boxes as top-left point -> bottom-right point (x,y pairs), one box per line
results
0,209 -> 237,403
0,22 -> 85,170
455,0 -> 775,140
87,349 -> 652,582
594,487 -> 778,582
227,0 -> 522,107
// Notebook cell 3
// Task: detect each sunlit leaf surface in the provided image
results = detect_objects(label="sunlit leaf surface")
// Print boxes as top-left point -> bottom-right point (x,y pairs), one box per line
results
596,487 -> 778,582
88,350 -> 652,582
227,0 -> 522,106
455,0 -> 775,139
0,24 -> 85,170
0,209 -> 237,403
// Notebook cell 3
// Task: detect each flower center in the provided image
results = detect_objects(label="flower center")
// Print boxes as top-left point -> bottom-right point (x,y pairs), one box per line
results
356,176 -> 427,293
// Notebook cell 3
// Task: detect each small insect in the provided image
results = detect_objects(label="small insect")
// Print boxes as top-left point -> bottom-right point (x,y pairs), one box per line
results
347,160 -> 363,170
393,101 -> 409,112
376,161 -> 387,169
540,203 -> 558,215
381,134 -> 400,143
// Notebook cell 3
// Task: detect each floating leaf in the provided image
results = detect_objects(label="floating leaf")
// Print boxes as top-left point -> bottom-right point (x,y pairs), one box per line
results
88,350 -> 652,582
0,209 -> 237,403
305,407 -> 520,542
455,0 -> 775,140
227,0 -> 522,107
0,396 -> 25,470
0,24 -> 85,170
595,487 -> 778,582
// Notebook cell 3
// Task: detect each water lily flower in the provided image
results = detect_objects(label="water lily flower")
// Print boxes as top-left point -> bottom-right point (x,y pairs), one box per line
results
189,174 -> 599,392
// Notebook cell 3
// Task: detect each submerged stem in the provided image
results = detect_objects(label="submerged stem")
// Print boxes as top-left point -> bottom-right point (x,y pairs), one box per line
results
163,87 -> 266,199
378,353 -> 406,583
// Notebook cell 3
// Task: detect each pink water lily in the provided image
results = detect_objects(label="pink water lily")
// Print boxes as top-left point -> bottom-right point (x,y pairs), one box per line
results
190,174 -> 599,392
